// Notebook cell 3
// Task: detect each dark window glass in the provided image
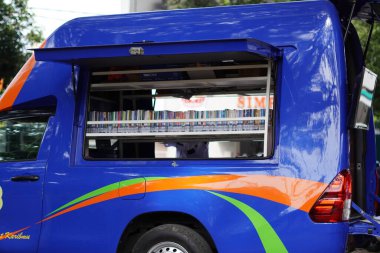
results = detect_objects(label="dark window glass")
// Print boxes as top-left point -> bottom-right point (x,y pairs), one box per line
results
0,116 -> 49,161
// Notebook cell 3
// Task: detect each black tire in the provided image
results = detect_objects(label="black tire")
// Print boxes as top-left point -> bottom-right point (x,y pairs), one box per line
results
131,224 -> 213,253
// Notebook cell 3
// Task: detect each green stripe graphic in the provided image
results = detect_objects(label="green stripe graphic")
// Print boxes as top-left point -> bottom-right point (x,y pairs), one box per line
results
208,191 -> 288,253
47,177 -> 165,216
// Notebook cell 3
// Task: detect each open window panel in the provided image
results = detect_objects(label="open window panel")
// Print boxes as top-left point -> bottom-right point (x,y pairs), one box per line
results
85,54 -> 276,160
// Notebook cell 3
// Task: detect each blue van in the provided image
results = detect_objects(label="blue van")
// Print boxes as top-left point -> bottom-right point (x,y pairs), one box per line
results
0,1 -> 379,252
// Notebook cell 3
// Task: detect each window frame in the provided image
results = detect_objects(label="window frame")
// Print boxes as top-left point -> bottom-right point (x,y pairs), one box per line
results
0,109 -> 54,163
80,62 -> 279,162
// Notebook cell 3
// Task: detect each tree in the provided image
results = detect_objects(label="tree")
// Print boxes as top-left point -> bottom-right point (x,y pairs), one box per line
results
353,20 -> 380,79
0,0 -> 43,87
353,20 -> 380,122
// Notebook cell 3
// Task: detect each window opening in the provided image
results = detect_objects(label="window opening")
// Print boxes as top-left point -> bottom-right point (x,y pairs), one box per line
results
0,115 -> 49,161
85,59 -> 275,159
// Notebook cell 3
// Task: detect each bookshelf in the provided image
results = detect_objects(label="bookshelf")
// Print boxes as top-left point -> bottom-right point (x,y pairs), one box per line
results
86,60 -> 274,157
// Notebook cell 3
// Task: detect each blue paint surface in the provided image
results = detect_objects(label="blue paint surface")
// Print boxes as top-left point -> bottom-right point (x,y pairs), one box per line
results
0,1 -> 362,252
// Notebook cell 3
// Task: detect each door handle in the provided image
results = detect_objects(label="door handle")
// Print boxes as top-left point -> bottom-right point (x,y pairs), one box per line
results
11,175 -> 40,182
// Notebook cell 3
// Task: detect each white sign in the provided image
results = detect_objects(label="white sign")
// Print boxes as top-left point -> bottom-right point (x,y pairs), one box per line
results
155,95 -> 274,111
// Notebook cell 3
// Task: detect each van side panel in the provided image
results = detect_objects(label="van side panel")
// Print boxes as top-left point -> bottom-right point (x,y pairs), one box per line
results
0,2 -> 351,253
42,1 -> 348,183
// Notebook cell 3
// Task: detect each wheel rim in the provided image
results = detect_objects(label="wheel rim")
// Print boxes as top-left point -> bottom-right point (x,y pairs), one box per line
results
147,241 -> 189,253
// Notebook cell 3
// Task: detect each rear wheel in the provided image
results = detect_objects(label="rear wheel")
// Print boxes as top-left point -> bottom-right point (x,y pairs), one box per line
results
131,224 -> 213,253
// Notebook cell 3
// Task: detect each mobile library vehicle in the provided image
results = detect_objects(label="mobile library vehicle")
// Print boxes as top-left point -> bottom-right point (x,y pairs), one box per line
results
0,0 -> 379,252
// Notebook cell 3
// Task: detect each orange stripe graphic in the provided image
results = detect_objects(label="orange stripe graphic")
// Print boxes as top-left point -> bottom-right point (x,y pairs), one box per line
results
0,174 -> 327,241
42,174 -> 326,223
39,182 -> 145,223
0,40 -> 46,112
143,175 -> 327,212
0,56 -> 36,111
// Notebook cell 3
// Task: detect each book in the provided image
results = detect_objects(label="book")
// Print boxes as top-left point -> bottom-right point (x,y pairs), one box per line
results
87,109 -> 271,134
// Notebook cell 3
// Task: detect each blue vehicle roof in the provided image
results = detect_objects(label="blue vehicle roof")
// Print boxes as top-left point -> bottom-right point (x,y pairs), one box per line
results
1,0 -> 345,111
45,1 -> 336,48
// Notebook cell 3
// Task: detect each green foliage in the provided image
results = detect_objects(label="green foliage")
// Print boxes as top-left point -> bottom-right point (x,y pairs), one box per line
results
0,0 -> 43,86
353,20 -> 380,78
353,20 -> 380,124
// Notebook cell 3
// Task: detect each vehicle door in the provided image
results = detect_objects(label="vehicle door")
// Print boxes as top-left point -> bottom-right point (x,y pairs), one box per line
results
0,110 -> 54,252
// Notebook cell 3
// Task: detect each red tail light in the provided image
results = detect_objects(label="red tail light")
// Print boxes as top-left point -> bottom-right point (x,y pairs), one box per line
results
309,170 -> 352,223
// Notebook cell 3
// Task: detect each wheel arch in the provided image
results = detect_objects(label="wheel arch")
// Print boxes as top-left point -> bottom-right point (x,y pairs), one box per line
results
116,211 -> 218,253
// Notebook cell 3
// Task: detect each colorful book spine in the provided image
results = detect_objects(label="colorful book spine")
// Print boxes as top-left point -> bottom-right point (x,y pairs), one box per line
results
87,109 -> 272,134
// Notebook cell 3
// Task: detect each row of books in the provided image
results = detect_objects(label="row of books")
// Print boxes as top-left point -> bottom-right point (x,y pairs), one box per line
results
87,109 -> 272,134
88,109 -> 271,122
